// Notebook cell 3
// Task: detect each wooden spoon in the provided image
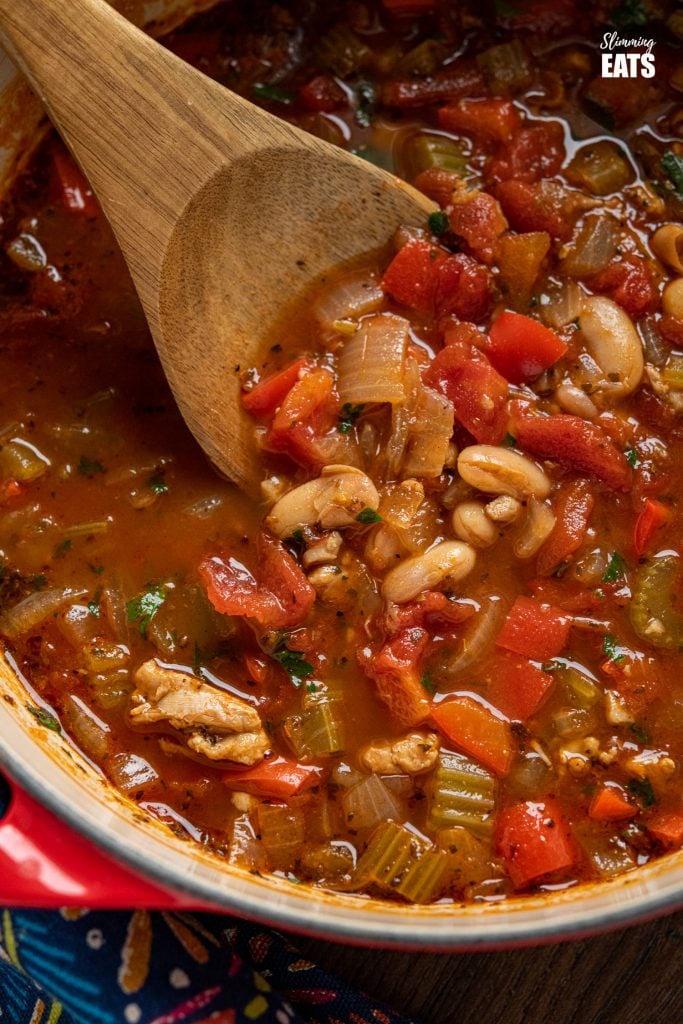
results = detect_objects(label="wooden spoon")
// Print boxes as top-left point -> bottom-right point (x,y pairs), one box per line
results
0,0 -> 434,495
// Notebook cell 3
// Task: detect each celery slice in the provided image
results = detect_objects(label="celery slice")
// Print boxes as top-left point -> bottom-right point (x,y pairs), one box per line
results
355,821 -> 448,903
662,356 -> 683,390
256,803 -> 306,872
427,750 -> 496,837
408,133 -> 469,177
553,665 -> 601,708
285,691 -> 346,759
315,24 -> 371,78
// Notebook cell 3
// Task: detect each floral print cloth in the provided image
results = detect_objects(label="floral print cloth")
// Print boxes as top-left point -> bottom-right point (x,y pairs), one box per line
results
0,908 -> 419,1024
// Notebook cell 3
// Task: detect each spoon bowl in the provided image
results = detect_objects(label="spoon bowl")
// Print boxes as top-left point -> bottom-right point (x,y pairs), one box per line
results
0,0 -> 434,493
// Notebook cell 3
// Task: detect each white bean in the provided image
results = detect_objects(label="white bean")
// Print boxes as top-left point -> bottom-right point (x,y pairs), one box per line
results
513,497 -> 556,559
555,381 -> 598,419
267,465 -> 379,537
485,495 -> 522,523
662,278 -> 683,320
452,501 -> 497,548
579,295 -> 644,399
458,445 -> 551,501
382,540 -> 476,604
651,224 -> 683,275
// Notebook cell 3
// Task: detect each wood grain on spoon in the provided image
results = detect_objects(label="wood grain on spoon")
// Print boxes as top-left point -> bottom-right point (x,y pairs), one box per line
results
0,0 -> 435,494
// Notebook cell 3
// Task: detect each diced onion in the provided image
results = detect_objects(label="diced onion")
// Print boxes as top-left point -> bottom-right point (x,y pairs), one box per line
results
403,386 -> 454,478
315,271 -> 384,331
341,773 -> 403,830
0,587 -> 87,639
338,313 -> 409,406
561,214 -> 620,278
434,597 -> 506,685
541,281 -> 583,329
639,317 -> 669,367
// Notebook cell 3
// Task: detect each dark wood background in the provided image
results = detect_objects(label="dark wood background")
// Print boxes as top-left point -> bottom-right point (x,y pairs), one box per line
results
295,910 -> 683,1024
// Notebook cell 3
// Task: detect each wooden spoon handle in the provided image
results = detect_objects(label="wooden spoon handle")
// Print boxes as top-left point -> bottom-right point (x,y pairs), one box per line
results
0,0 -> 264,297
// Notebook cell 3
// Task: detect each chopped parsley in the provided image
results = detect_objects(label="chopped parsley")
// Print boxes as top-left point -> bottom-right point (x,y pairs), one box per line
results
627,777 -> 657,808
306,681 -> 319,694
53,538 -> 72,559
661,151 -> 683,199
148,473 -> 168,495
428,210 -> 449,237
602,634 -> 626,663
625,447 -> 639,468
26,703 -> 61,733
603,552 -> 627,583
271,635 -> 313,684
338,403 -> 365,434
355,80 -> 375,128
126,584 -> 167,635
252,82 -> 295,104
421,672 -> 437,696
87,590 -> 101,618
78,455 -> 105,476
630,722 -> 652,745
501,432 -> 517,449
356,507 -> 382,524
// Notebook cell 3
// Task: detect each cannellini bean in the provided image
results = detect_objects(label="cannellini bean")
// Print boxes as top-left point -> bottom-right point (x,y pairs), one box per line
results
662,278 -> 683,320
452,501 -> 497,548
382,540 -> 476,604
651,224 -> 683,274
485,495 -> 522,523
266,465 -> 379,537
555,381 -> 598,419
579,295 -> 644,399
458,445 -> 551,501
513,497 -> 556,559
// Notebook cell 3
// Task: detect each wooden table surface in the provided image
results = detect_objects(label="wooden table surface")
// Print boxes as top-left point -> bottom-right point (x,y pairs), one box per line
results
294,909 -> 683,1024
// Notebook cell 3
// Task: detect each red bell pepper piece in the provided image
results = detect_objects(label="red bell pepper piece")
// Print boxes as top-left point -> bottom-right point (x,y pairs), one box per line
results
589,785 -> 636,822
266,366 -> 336,470
536,478 -> 595,578
511,402 -> 632,491
496,595 -> 571,662
414,168 -> 461,209
225,757 -> 322,799
359,628 -> 432,727
382,240 -> 493,322
241,358 -> 309,417
633,498 -> 672,556
497,798 -> 576,889
51,144 -> 98,216
438,98 -> 522,146
486,311 -> 568,384
482,652 -> 554,722
424,339 -> 508,445
199,533 -> 315,631
646,809 -> 683,848
431,695 -> 513,776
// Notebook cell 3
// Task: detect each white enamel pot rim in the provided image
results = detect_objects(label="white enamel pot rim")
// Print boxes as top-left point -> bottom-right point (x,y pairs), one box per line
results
0,0 -> 682,951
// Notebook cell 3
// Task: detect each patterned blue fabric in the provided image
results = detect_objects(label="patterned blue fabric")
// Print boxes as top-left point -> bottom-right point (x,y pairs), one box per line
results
0,908 -> 418,1024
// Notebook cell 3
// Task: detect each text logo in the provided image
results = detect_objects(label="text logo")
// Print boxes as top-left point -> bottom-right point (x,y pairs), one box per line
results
601,32 -> 655,78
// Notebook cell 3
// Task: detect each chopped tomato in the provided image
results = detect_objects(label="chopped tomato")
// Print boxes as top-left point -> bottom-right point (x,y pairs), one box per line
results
486,311 -> 567,384
646,809 -> 683,849
51,144 -> 98,217
488,121 -> 566,185
382,240 -> 493,322
589,785 -> 636,822
527,578 -> 601,614
497,799 -> 576,889
298,75 -> 347,112
601,653 -> 663,714
633,498 -> 672,556
447,188 -> 508,265
438,98 -> 522,146
388,591 -> 474,633
496,595 -> 571,662
495,180 -> 573,241
266,367 -> 336,469
424,340 -> 508,444
2,480 -> 24,502
359,628 -> 432,727
481,652 -> 554,722
510,402 -> 632,491
536,478 -> 595,577
199,533 -> 315,631
431,695 -> 513,776
413,168 -> 460,208
588,256 -> 658,319
225,757 -> 322,799
241,358 -> 309,418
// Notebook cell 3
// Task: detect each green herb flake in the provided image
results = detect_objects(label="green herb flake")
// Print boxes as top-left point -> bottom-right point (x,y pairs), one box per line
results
306,681 -> 319,694
421,672 -> 436,696
87,590 -> 101,618
603,551 -> 627,583
31,574 -> 47,591
602,634 -> 626,663
126,584 -> 167,635
25,703 -> 61,733
625,447 -> 639,468
428,210 -> 449,237
53,538 -> 72,559
252,82 -> 295,105
627,777 -> 657,808
355,81 -> 375,128
272,636 -> 314,685
148,473 -> 168,495
78,455 -> 105,476
338,403 -> 365,434
355,507 -> 382,524
630,722 -> 652,745
501,432 -> 517,449
661,151 -> 683,198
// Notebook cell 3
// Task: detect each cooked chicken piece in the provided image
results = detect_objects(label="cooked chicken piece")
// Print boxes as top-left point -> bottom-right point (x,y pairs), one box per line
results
130,660 -> 269,766
360,731 -> 439,775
